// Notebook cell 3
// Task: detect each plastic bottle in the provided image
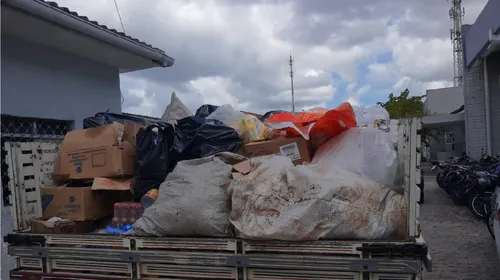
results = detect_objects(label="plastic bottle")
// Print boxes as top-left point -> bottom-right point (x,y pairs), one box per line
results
140,189 -> 158,209
129,203 -> 138,224
121,203 -> 130,225
112,203 -> 122,227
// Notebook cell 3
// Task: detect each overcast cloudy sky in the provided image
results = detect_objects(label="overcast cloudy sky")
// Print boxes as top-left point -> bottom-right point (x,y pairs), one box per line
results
56,0 -> 488,116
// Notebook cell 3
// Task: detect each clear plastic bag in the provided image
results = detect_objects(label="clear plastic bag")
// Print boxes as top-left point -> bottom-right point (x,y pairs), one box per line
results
352,105 -> 390,127
311,127 -> 399,190
207,104 -> 269,143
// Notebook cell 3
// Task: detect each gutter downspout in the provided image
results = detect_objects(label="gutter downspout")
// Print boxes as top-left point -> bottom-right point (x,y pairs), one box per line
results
4,0 -> 174,67
484,58 -> 492,155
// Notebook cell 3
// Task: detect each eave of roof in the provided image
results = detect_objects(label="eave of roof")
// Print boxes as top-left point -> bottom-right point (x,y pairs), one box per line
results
3,0 -> 174,68
40,0 -> 165,54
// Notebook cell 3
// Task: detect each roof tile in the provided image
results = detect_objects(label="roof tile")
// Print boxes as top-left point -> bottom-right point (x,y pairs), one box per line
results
38,0 -> 165,54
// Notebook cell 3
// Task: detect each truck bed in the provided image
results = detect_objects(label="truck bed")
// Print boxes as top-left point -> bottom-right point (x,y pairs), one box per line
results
5,233 -> 429,280
5,119 -> 428,279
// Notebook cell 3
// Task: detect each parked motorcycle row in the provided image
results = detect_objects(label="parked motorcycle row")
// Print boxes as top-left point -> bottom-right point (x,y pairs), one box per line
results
432,153 -> 500,240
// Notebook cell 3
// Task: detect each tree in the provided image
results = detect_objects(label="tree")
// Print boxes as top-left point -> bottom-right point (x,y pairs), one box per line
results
377,88 -> 441,145
376,88 -> 426,119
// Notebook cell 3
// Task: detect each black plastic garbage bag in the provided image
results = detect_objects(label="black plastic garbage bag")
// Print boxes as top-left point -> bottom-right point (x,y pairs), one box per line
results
83,111 -> 161,128
169,116 -> 243,168
134,123 -> 174,200
259,110 -> 287,122
195,104 -> 219,118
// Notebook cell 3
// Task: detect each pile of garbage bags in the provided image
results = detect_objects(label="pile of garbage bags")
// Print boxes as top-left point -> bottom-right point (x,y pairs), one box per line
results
88,94 -> 405,241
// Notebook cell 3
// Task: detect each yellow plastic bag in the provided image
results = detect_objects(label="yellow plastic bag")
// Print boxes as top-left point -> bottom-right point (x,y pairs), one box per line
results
207,105 -> 269,143
233,114 -> 269,143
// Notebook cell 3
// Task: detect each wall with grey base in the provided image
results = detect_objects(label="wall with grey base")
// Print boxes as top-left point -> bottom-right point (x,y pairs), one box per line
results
1,34 -> 122,129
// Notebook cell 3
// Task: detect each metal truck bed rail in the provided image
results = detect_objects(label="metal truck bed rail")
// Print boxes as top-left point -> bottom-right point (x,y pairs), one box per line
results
6,233 -> 427,280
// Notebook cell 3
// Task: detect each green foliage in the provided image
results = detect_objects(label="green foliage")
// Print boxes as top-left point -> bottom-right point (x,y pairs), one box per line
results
377,88 -> 441,145
376,88 -> 426,119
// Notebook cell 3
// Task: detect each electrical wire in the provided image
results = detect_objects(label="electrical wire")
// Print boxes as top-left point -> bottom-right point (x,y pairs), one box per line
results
114,0 -> 126,106
113,0 -> 126,33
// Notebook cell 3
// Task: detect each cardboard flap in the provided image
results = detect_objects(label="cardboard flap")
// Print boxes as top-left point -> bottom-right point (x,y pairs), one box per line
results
91,177 -> 134,191
61,123 -> 126,150
39,221 -> 56,229
232,160 -> 252,174
123,120 -> 144,147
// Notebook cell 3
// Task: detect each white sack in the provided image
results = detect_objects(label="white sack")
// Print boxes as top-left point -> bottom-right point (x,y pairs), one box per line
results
352,105 -> 390,127
228,156 -> 407,241
312,128 -> 399,190
130,152 -> 246,237
161,92 -> 193,125
389,119 -> 399,147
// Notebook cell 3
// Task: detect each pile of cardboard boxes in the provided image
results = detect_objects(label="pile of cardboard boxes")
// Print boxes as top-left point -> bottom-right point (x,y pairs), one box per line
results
34,120 -> 312,234
34,122 -> 139,234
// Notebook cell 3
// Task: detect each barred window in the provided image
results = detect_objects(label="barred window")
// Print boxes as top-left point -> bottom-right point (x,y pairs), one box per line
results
1,115 -> 73,206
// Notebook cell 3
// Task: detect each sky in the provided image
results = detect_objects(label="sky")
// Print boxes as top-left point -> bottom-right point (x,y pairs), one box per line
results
55,0 -> 489,116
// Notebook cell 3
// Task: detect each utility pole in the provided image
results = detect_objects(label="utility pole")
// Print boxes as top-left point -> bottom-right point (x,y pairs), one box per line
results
289,51 -> 295,114
449,0 -> 465,86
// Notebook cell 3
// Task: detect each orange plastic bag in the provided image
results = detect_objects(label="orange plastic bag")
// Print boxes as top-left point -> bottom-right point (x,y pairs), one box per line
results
265,103 -> 357,149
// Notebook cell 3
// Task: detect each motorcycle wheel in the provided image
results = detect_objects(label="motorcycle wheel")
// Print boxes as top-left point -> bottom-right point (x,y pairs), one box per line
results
450,184 -> 467,205
468,191 -> 489,219
486,211 -> 495,240
436,172 -> 443,188
443,174 -> 452,194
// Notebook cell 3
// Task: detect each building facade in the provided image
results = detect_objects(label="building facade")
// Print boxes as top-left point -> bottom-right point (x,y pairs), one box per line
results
462,0 -> 500,159
1,0 -> 174,130
423,87 -> 466,160
1,0 -> 174,205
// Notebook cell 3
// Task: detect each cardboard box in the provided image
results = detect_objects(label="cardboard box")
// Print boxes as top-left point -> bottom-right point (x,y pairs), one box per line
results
237,137 -> 312,165
123,120 -> 144,147
54,123 -> 135,180
31,218 -> 97,234
41,186 -> 114,221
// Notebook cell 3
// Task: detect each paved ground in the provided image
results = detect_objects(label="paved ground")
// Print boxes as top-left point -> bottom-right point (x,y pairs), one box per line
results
421,174 -> 500,279
1,176 -> 499,279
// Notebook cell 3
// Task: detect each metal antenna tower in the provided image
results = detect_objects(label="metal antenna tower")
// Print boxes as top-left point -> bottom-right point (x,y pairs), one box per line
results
289,51 -> 296,113
449,0 -> 465,86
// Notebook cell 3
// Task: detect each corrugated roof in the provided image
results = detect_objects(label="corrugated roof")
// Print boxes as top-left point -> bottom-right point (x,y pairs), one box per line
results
37,0 -> 166,54
123,112 -> 162,122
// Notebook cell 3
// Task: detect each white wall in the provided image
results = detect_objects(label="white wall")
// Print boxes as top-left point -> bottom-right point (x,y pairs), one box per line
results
1,34 -> 122,129
424,86 -> 463,115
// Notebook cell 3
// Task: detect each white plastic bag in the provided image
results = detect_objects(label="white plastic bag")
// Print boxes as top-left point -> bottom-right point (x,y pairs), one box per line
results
161,92 -> 192,125
207,104 -> 269,143
312,128 -> 398,190
228,155 -> 407,241
352,105 -> 390,127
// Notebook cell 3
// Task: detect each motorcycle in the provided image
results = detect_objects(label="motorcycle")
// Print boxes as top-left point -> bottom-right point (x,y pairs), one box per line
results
448,166 -> 474,206
486,188 -> 497,240
466,165 -> 499,219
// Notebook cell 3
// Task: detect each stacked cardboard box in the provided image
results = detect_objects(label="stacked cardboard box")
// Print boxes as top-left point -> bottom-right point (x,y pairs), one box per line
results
33,122 -> 141,234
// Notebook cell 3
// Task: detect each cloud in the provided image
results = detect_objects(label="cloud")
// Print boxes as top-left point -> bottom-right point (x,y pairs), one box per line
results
55,0 -> 488,116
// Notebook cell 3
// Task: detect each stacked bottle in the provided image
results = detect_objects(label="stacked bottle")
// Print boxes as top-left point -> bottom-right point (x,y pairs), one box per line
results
112,202 -> 144,226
